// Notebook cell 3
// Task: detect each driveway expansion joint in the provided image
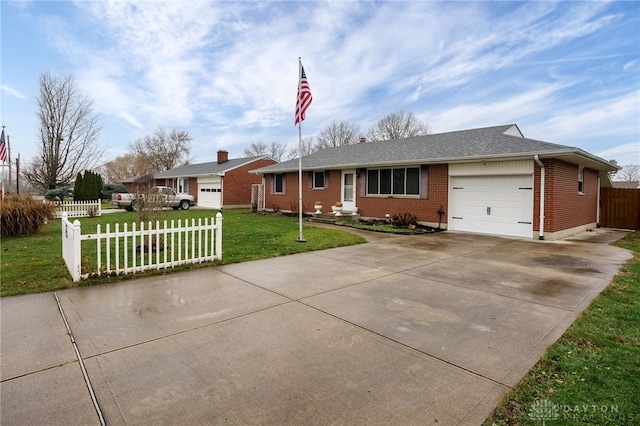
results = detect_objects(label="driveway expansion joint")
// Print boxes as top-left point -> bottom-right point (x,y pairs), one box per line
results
54,292 -> 106,426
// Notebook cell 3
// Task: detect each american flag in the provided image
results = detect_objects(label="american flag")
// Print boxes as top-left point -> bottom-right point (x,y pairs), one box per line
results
0,128 -> 7,163
295,64 -> 312,125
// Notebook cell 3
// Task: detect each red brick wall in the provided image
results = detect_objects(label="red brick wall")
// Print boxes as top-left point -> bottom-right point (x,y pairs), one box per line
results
223,158 -> 277,206
264,170 -> 342,212
263,165 -> 449,224
188,177 -> 198,199
264,160 -> 599,235
533,159 -> 598,233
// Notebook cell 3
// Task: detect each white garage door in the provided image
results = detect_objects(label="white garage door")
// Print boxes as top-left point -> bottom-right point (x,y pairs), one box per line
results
449,175 -> 533,238
197,182 -> 222,209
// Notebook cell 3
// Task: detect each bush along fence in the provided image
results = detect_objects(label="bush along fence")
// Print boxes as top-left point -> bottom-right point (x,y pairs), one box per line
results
48,199 -> 102,218
61,212 -> 223,282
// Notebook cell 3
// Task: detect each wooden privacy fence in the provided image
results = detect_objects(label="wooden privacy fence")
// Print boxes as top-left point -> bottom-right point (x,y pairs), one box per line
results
600,188 -> 640,230
61,212 -> 223,282
48,199 -> 102,218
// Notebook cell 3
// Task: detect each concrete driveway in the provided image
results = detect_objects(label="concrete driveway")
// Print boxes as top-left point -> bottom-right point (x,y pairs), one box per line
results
0,228 -> 632,425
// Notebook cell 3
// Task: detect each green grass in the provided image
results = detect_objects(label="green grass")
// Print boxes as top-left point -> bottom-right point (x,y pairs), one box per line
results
485,231 -> 640,425
0,209 -> 365,297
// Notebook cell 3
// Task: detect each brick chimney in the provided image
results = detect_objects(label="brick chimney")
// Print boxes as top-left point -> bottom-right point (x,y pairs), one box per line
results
217,150 -> 228,164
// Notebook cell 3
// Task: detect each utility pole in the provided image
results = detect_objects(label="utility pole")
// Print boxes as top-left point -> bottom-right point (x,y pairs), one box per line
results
0,125 -> 5,197
16,153 -> 20,194
7,134 -> 12,192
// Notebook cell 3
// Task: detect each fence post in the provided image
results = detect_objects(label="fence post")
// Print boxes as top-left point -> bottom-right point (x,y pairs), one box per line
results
61,212 -> 83,282
72,219 -> 82,282
216,212 -> 223,260
61,211 -> 67,253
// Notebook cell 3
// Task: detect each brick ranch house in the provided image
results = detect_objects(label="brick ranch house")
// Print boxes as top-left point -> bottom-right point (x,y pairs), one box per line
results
251,124 -> 618,240
154,150 -> 276,209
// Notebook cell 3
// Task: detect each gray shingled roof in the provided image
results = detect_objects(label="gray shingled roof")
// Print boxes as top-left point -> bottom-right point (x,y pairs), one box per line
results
252,124 -> 615,173
155,156 -> 266,179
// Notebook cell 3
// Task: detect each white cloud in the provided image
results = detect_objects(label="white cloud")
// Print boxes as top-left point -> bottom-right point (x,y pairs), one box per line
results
535,91 -> 640,143
1,84 -> 26,99
5,1 -> 638,164
596,142 -> 640,166
424,83 -> 566,133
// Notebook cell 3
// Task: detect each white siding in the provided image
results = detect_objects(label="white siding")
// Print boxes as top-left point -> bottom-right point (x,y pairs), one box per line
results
503,125 -> 524,137
198,176 -> 221,184
449,160 -> 533,176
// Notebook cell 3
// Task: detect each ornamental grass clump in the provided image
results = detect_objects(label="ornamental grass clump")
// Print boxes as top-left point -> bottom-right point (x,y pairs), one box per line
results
392,212 -> 418,228
0,194 -> 56,236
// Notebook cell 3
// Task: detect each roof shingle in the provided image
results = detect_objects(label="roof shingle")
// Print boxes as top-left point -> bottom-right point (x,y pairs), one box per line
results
252,124 -> 614,173
155,156 -> 266,179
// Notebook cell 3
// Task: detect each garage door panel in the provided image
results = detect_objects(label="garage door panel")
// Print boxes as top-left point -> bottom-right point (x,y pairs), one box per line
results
449,175 -> 533,238
197,181 -> 222,209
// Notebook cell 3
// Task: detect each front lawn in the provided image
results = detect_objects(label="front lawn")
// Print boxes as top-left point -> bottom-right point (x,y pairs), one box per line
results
0,209 -> 365,297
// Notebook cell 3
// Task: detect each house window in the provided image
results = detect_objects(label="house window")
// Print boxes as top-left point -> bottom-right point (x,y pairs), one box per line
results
578,167 -> 584,194
406,168 -> 420,194
177,178 -> 188,194
367,170 -> 378,194
274,174 -> 284,194
367,167 -> 420,196
313,171 -> 325,189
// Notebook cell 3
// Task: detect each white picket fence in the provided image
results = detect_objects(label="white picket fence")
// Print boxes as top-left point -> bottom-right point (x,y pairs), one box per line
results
61,212 -> 223,282
49,200 -> 102,218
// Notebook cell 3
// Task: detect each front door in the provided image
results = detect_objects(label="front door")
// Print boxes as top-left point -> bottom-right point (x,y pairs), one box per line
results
341,170 -> 356,212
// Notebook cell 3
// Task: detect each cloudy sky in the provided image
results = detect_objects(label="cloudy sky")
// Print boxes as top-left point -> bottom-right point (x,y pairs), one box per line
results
1,1 -> 639,170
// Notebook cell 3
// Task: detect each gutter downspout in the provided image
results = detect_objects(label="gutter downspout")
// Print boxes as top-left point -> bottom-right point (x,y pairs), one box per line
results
220,176 -> 224,209
534,155 -> 545,240
216,172 -> 225,209
596,176 -> 601,228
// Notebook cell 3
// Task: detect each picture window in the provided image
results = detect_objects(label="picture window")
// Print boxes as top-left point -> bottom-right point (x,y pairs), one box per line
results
367,167 -> 420,196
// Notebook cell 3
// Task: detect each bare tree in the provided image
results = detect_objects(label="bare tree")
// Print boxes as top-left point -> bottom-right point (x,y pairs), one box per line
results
243,141 -> 288,161
243,141 -> 268,157
366,111 -> 431,141
101,153 -> 148,183
23,72 -> 105,191
267,142 -> 288,162
130,126 -> 192,172
316,120 -> 361,150
617,164 -> 640,181
287,136 -> 317,160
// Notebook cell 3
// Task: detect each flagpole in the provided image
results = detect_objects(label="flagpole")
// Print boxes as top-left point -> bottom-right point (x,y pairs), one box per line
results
297,58 -> 306,242
0,126 -> 6,198
7,134 -> 11,192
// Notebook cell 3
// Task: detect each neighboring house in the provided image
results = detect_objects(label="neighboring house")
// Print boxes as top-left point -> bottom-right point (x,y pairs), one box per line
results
154,150 -> 277,209
251,124 -> 618,240
118,171 -> 158,193
612,181 -> 639,189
